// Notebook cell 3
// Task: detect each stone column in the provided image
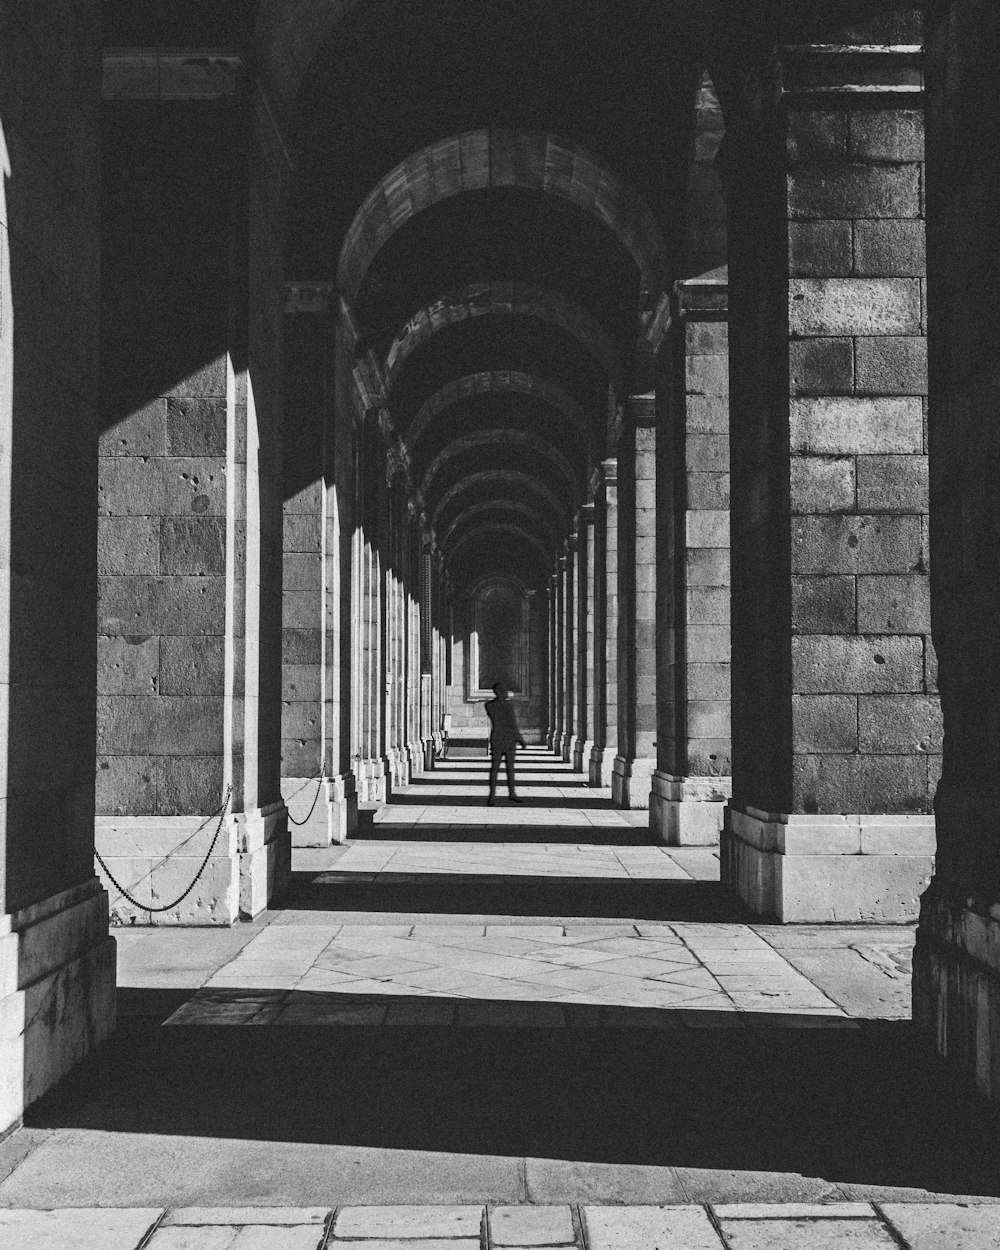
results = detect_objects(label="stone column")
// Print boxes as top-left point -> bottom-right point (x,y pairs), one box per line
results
95,61 -> 290,924
613,400 -> 657,808
912,0 -> 1000,1100
722,35 -> 934,921
560,538 -> 576,761
553,559 -> 566,753
650,273 -> 732,845
0,0 -> 115,1134
589,460 -> 619,786
575,504 -> 596,772
280,296 -> 357,846
546,575 -> 558,749
570,520 -> 585,765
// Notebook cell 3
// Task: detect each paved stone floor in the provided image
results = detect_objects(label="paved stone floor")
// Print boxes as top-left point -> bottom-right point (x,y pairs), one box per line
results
4,751 -> 1000,1238
6,1201 -> 1000,1249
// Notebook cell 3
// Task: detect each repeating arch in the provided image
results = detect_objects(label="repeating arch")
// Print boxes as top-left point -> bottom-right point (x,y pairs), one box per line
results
440,500 -> 559,555
385,283 -> 617,387
337,130 -> 667,303
431,470 -> 570,533
419,430 -> 579,505
404,371 -> 592,454
449,524 -> 552,570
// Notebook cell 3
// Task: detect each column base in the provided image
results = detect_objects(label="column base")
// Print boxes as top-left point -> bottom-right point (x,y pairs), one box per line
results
284,776 -> 332,848
575,738 -> 594,774
235,801 -> 290,921
546,728 -> 557,751
588,745 -> 616,788
612,755 -> 655,809
568,735 -> 587,772
356,756 -> 388,805
649,772 -> 731,845
96,812 -> 241,925
721,803 -> 935,923
387,746 -> 410,791
1,879 -> 116,1134
914,880 -> 1000,1102
558,731 -> 574,762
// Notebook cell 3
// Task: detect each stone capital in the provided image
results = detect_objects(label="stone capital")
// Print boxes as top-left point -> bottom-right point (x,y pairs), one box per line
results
776,43 -> 924,104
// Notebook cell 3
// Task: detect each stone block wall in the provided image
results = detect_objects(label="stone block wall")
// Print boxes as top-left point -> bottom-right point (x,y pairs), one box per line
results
97,100 -> 235,821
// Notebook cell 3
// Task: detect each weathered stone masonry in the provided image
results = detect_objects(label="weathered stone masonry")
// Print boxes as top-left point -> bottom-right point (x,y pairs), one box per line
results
722,28 -> 936,922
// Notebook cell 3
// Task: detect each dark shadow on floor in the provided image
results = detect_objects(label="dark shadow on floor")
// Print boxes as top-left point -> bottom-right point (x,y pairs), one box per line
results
283,874 -> 750,922
23,995 -> 1000,1199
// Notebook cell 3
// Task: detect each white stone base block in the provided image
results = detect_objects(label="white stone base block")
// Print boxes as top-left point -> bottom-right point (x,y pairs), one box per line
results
96,800 -> 290,926
611,755 -> 655,809
0,879 -> 116,1135
236,802 -> 289,920
649,772 -> 730,845
914,883 -> 1000,1101
356,757 -> 388,804
284,776 -> 333,848
589,745 -> 616,787
569,736 -> 587,773
722,804 -> 935,923
96,813 -> 241,925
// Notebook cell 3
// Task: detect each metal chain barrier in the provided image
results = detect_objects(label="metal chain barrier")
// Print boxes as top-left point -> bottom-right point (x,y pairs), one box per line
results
95,784 -> 233,915
287,765 -> 328,827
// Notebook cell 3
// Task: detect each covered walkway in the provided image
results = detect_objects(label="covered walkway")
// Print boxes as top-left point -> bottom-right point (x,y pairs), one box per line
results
4,753 -> 990,1225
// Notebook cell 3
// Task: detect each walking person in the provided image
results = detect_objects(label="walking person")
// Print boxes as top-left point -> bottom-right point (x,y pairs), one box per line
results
485,681 -> 526,805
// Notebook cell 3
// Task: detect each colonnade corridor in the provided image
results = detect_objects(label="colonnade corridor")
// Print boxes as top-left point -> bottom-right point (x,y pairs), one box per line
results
4,749 -> 1000,1243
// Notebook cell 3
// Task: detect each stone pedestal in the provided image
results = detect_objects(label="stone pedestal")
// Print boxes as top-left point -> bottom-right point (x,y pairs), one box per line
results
285,773 -> 359,848
723,806 -> 933,922
0,881 -> 116,1136
559,538 -> 576,761
650,773 -> 730,846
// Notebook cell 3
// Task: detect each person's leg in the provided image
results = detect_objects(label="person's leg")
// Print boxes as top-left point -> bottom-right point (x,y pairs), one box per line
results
506,750 -> 520,801
488,749 -> 500,803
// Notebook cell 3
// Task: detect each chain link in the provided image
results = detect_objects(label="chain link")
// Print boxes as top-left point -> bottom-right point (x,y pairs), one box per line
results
287,765 -> 328,827
95,785 -> 233,915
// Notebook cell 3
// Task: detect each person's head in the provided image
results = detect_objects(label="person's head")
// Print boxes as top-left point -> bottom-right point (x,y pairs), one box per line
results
492,681 -> 508,699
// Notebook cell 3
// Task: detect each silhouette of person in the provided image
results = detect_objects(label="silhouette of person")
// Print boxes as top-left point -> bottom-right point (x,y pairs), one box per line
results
485,681 -> 526,805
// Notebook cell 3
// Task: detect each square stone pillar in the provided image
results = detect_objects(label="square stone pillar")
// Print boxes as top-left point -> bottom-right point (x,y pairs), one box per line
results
553,557 -> 566,754
912,0 -> 1000,1101
546,575 -> 558,749
96,65 -> 290,923
568,520 -> 588,770
589,460 -> 619,786
613,399 -> 657,808
1,0 -> 116,1133
574,504 -> 596,773
722,36 -> 935,922
651,273 -> 732,845
559,538 -> 576,761
280,298 -> 357,847
554,539 -> 570,761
